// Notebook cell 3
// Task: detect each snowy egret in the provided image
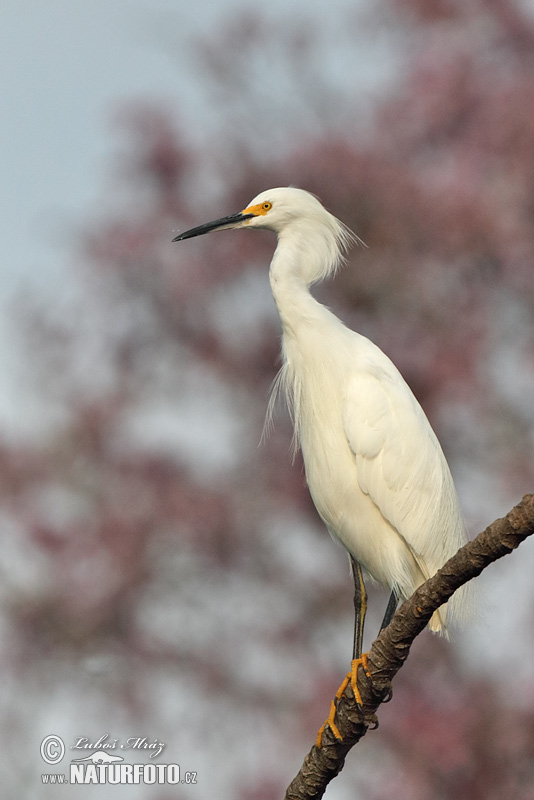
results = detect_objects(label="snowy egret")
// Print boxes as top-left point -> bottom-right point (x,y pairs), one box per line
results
174,187 -> 470,744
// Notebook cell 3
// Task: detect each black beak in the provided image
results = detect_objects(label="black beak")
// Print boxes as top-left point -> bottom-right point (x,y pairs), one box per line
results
172,211 -> 255,242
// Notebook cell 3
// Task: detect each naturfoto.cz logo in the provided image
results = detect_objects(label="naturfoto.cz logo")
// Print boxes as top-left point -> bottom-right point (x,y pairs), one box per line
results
40,735 -> 197,786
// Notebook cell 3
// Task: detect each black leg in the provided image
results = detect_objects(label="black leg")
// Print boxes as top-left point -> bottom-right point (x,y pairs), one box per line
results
350,556 -> 367,660
380,590 -> 398,631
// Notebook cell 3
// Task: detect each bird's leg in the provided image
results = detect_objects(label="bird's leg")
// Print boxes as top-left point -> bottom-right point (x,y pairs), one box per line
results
380,590 -> 398,631
316,557 -> 371,747
351,556 -> 367,659
348,557 -> 372,703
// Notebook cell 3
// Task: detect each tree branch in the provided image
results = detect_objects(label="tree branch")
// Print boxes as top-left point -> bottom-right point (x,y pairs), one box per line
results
284,493 -> 534,800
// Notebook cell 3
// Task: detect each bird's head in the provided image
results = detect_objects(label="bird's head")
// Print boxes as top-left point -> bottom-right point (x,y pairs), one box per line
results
173,187 -> 342,240
173,187 -> 362,285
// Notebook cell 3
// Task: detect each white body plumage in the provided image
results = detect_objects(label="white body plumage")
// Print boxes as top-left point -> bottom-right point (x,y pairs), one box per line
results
174,186 -> 470,633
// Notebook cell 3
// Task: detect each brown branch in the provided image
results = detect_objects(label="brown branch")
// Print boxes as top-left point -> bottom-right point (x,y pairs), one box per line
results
284,493 -> 534,800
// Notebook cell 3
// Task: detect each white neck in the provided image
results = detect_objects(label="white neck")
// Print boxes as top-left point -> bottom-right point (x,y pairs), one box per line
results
268,221 -> 342,336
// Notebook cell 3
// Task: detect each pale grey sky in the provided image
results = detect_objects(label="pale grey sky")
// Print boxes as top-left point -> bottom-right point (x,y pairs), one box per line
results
2,0 -> 218,289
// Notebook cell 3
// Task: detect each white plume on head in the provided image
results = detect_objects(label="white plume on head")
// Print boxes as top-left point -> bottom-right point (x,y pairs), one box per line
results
248,187 -> 364,286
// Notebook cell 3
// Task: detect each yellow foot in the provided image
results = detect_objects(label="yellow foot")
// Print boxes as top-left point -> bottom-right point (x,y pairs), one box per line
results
315,654 -> 371,748
350,652 -> 371,705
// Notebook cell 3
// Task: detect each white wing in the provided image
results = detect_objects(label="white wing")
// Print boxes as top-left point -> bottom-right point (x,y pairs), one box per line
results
342,362 -> 464,577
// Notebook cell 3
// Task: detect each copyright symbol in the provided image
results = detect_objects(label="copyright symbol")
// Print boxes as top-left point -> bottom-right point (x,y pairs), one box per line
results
40,735 -> 65,765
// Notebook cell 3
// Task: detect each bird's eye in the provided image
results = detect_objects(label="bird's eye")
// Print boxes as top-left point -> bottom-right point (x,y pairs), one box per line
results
262,202 -> 272,211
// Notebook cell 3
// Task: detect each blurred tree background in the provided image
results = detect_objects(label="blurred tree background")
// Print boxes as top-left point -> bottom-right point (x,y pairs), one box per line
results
4,0 -> 534,797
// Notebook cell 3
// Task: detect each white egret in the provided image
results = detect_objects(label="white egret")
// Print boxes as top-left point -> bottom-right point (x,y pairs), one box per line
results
174,187 -> 470,745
